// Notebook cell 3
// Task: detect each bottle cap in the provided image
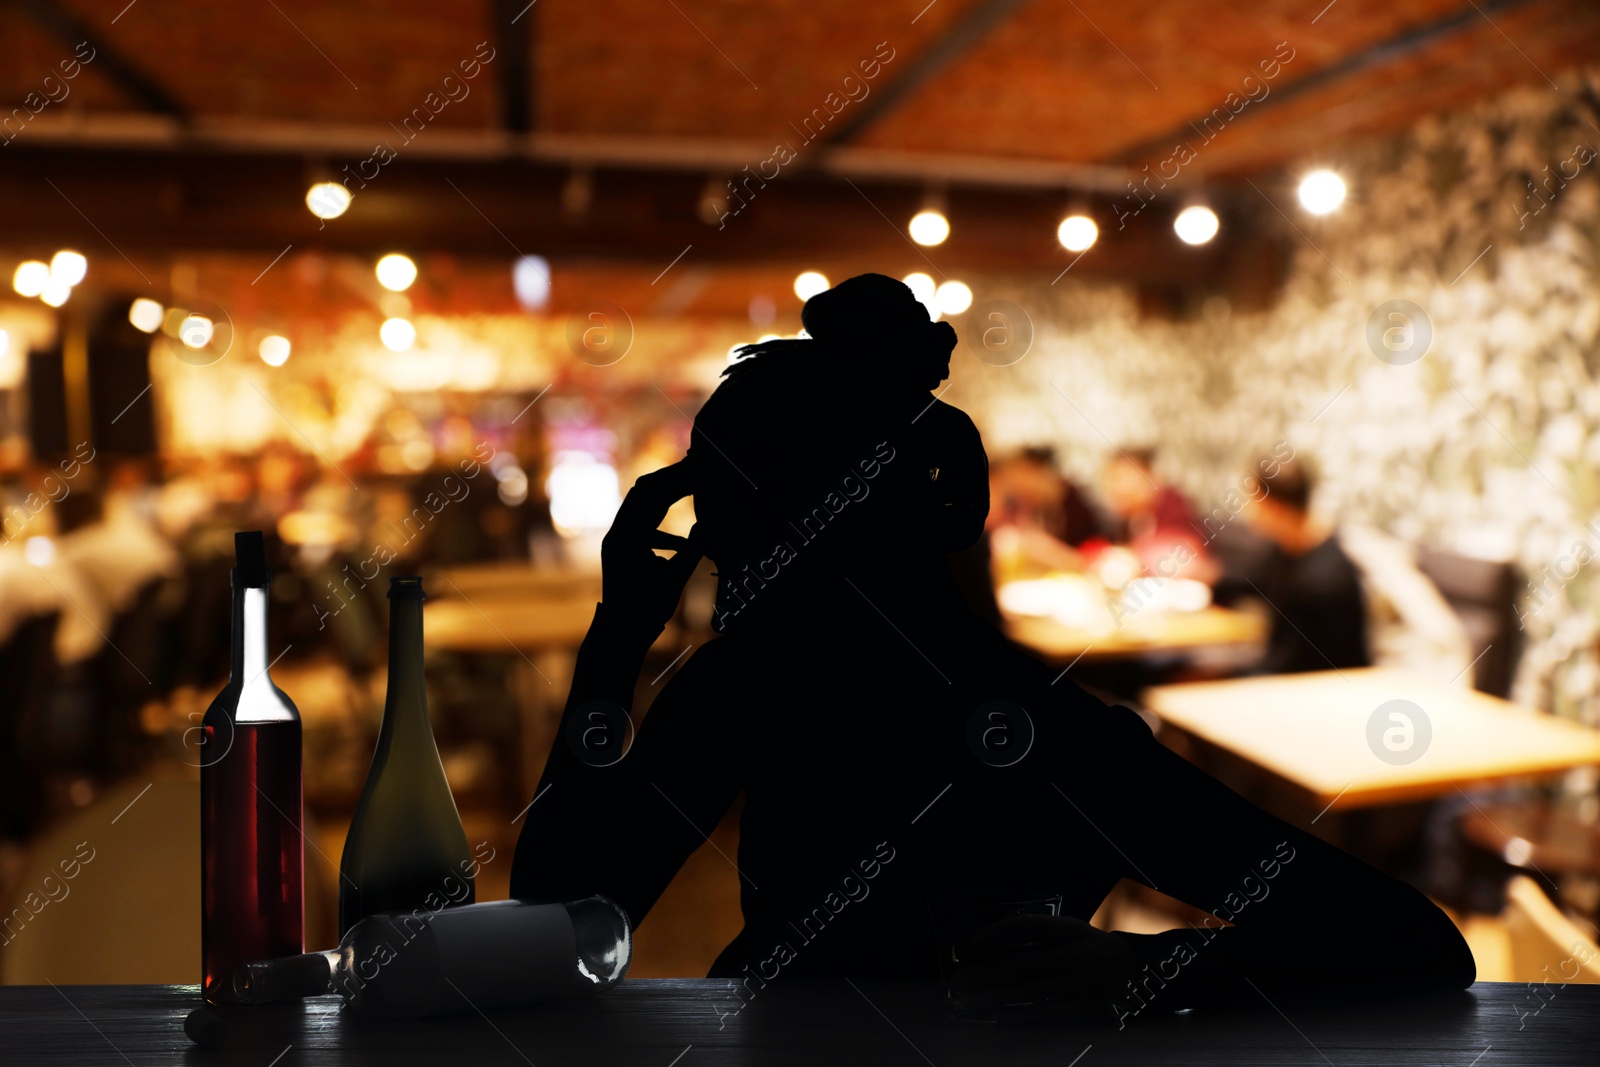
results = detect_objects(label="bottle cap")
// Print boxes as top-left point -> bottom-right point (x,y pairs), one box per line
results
184,1005 -> 226,1047
232,531 -> 270,589
387,575 -> 426,601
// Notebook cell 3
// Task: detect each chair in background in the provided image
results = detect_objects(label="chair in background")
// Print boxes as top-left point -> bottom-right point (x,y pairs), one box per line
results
170,552 -> 235,691
0,613 -> 61,841
89,577 -> 178,777
1502,875 -> 1600,984
1452,794 -> 1600,924
1416,549 -> 1522,697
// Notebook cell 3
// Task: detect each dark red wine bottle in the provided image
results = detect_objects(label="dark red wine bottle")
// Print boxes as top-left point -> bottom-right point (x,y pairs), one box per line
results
200,531 -> 304,1004
338,576 -> 473,935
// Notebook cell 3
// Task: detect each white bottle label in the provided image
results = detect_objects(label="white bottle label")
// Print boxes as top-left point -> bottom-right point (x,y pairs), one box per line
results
431,901 -> 580,1010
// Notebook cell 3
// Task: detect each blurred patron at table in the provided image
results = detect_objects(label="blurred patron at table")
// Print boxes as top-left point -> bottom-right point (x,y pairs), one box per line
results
989,448 -> 1094,564
1217,458 -> 1370,675
0,528 -> 107,666
949,447 -> 1094,624
995,447 -> 1099,544
57,466 -> 180,619
1100,447 -> 1215,582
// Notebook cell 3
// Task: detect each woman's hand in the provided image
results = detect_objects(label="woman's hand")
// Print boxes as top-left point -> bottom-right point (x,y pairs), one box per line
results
949,914 -> 1141,1023
601,459 -> 703,633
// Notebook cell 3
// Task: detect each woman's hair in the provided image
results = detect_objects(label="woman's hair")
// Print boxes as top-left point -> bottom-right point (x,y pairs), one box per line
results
688,274 -> 988,628
722,273 -> 953,393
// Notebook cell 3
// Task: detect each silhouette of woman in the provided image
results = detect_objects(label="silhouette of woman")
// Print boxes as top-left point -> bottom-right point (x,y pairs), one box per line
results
511,274 -> 1473,1021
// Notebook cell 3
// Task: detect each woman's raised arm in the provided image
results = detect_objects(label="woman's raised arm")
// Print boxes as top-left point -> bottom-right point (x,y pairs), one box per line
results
510,461 -> 738,925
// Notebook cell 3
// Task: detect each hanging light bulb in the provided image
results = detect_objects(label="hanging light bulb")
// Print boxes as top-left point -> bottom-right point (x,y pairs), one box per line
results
902,272 -> 938,318
1057,215 -> 1098,252
909,209 -> 950,247
935,280 -> 972,316
793,271 -> 829,301
1297,170 -> 1347,215
1174,205 -> 1219,245
306,182 -> 352,220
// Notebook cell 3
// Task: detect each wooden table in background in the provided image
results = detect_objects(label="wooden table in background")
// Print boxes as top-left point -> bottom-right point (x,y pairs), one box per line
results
426,561 -> 602,603
2,980 -> 1593,1066
1007,606 -> 1265,664
1143,667 -> 1600,809
423,594 -> 603,654
421,574 -> 681,800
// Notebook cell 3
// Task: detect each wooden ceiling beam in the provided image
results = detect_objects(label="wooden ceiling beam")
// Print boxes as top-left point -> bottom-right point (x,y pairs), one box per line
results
1107,0 -> 1533,166
11,115 -> 1134,192
0,142 -> 1270,292
491,0 -> 535,134
818,0 -> 1036,148
10,0 -> 188,121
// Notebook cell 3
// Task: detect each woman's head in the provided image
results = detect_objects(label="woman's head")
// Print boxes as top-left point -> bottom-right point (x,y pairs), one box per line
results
686,274 -> 988,625
797,273 -> 956,391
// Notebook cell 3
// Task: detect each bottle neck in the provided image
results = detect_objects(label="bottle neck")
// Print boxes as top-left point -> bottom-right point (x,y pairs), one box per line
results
235,950 -> 338,1004
382,594 -> 432,736
229,585 -> 274,687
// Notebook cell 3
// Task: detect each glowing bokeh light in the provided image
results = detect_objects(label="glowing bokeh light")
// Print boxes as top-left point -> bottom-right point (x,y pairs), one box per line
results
1174,205 -> 1220,245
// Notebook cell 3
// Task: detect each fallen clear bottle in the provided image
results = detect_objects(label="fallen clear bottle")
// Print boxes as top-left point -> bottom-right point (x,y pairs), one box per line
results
233,896 -> 631,1018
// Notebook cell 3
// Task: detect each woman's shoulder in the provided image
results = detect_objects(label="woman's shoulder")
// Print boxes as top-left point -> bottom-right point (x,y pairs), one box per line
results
914,397 -> 982,440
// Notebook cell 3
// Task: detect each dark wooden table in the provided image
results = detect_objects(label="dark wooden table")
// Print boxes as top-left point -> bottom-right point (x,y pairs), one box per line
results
1,979 -> 1593,1066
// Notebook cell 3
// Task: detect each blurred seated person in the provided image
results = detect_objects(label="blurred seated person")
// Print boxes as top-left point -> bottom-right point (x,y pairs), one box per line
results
1099,447 -> 1214,582
58,472 -> 180,617
986,449 -> 1092,575
1220,459 -> 1369,675
256,445 -> 312,521
995,447 -> 1099,546
0,529 -> 108,666
949,448 -> 1095,624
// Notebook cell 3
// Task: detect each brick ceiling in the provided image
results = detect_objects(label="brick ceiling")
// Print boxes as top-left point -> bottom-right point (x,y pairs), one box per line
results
4,0 -> 1598,176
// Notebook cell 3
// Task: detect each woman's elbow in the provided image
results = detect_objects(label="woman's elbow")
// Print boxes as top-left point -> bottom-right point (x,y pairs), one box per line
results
1384,890 -> 1476,990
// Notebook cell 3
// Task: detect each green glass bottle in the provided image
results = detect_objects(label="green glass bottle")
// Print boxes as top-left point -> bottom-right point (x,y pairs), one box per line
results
339,576 -> 473,934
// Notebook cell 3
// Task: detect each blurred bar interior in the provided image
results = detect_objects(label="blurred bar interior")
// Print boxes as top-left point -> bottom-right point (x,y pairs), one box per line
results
3,0 -> 1600,989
